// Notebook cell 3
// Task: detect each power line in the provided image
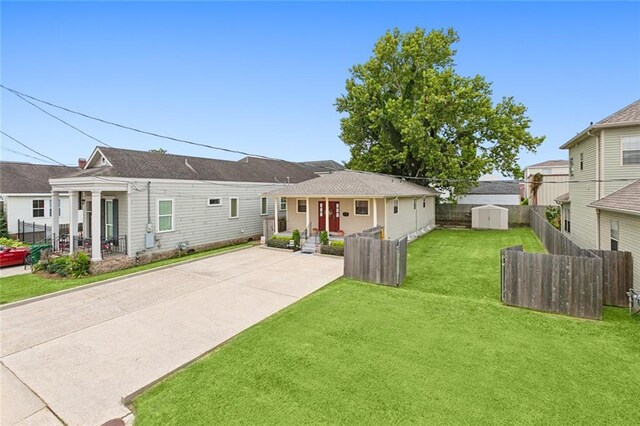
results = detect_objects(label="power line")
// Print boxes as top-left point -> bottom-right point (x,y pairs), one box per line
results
5,88 -> 114,148
1,84 -> 274,160
1,130 -> 68,167
2,146 -> 62,165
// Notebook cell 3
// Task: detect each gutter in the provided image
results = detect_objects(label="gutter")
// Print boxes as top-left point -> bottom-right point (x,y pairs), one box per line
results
587,204 -> 640,217
560,120 -> 640,149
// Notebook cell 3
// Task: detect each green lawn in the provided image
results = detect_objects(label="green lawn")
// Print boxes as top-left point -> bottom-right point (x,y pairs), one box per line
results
0,243 -> 252,304
133,229 -> 639,425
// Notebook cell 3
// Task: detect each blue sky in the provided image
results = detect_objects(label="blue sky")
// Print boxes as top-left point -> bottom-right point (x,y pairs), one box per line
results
1,1 -> 639,173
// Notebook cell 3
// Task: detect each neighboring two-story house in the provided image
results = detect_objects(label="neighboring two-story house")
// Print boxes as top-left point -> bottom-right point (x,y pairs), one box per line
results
523,160 -> 569,205
557,99 -> 640,290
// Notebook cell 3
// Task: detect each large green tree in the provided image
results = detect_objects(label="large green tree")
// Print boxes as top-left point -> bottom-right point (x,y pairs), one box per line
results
336,28 -> 544,197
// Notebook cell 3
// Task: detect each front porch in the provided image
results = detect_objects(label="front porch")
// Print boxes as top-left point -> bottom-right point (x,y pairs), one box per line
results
50,178 -> 130,261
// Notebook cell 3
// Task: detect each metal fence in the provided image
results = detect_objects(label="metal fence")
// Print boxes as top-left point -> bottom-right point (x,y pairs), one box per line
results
344,227 -> 407,287
501,245 -> 603,320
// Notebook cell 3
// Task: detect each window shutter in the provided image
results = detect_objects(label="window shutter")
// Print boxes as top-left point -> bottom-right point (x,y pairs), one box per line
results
113,199 -> 119,237
100,199 -> 105,241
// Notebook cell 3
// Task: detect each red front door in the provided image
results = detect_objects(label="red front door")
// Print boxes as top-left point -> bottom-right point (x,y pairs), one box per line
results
318,201 -> 340,232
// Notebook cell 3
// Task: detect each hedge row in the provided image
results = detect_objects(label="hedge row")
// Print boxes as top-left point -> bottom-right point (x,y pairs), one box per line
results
320,245 -> 344,257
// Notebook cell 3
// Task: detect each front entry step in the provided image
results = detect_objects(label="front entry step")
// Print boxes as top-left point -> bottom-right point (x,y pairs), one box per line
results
301,243 -> 316,254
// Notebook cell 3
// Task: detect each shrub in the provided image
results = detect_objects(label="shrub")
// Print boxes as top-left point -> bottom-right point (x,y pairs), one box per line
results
70,252 -> 90,277
36,252 -> 91,278
319,230 -> 329,245
320,244 -> 344,256
0,237 -> 28,247
270,236 -> 291,242
45,256 -> 72,276
520,198 -> 529,206
266,238 -> 291,249
545,205 -> 561,230
330,240 -> 344,247
292,229 -> 301,250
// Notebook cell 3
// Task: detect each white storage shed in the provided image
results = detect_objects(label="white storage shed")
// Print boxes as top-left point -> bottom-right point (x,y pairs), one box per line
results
471,204 -> 509,230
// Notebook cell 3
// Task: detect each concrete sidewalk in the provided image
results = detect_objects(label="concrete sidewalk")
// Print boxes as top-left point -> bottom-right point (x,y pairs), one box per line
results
0,247 -> 343,425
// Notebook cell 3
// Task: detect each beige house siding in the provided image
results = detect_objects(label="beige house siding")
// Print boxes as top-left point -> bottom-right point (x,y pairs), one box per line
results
599,210 -> 640,291
534,174 -> 569,206
603,125 -> 640,195
567,134 -> 598,248
384,196 -> 435,240
524,165 -> 570,203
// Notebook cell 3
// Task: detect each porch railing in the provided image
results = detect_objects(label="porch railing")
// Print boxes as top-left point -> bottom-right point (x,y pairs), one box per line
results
51,235 -> 127,258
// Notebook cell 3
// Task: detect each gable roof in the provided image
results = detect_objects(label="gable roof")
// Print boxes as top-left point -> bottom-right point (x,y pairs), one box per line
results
588,179 -> 640,216
59,147 -> 317,183
526,160 -> 569,169
466,180 -> 520,195
264,170 -> 440,197
555,192 -> 571,204
560,99 -> 640,149
0,162 -> 75,194
297,160 -> 345,173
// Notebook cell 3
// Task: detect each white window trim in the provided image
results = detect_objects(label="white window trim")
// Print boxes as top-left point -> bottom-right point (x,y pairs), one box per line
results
620,135 -> 640,166
393,199 -> 399,215
260,197 -> 268,216
296,198 -> 307,214
279,197 -> 287,211
207,197 -> 222,207
32,199 -> 45,218
229,197 -> 239,219
353,199 -> 370,216
157,199 -> 175,233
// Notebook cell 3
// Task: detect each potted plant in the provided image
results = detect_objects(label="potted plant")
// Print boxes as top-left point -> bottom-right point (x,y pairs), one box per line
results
337,230 -> 344,237
312,227 -> 318,235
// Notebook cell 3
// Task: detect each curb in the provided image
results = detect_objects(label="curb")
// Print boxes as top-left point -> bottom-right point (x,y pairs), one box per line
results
0,245 -> 253,311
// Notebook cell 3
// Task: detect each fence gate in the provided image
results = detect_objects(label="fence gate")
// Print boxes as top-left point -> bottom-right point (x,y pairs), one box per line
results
344,232 -> 407,287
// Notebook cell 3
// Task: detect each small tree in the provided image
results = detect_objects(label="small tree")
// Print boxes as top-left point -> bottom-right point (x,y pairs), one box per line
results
530,173 -> 543,206
0,207 -> 9,238
149,148 -> 167,154
291,229 -> 301,250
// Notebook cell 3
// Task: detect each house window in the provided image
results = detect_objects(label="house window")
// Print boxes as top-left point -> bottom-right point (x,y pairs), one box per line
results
280,197 -> 287,211
610,220 -> 619,251
105,199 -> 115,238
393,199 -> 399,214
297,199 -> 307,213
32,199 -> 45,217
260,197 -> 268,215
354,200 -> 369,215
564,206 -> 571,233
580,153 -> 584,171
207,198 -> 221,207
230,197 -> 239,218
158,199 -> 174,232
48,200 -> 61,217
622,136 -> 640,165
569,157 -> 574,177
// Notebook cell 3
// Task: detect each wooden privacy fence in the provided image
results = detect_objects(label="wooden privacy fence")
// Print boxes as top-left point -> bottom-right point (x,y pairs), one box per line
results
501,245 -> 603,320
436,204 -> 533,227
344,229 -> 407,287
530,209 -> 632,307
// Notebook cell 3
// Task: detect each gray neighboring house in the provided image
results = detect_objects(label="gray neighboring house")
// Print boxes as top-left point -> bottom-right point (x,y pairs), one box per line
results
0,161 -> 83,236
48,147 -> 317,261
557,99 -> 640,290
297,160 -> 345,174
456,181 -> 520,205
264,170 -> 439,241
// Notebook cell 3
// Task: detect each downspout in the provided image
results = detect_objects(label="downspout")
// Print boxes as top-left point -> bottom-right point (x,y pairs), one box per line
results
147,181 -> 151,229
600,129 -> 606,199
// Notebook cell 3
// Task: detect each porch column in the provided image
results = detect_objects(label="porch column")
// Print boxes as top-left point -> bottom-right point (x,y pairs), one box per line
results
69,191 -> 79,254
274,198 -> 279,234
305,197 -> 310,229
91,191 -> 102,261
372,198 -> 377,227
325,196 -> 329,232
51,191 -> 60,249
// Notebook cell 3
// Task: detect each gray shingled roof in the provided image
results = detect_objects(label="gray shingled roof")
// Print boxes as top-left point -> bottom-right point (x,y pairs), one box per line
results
0,162 -> 75,194
297,160 -> 345,173
466,180 -> 520,195
60,147 -> 317,183
526,160 -> 569,168
588,180 -> 640,215
597,99 -> 640,125
555,192 -> 570,203
264,170 -> 440,197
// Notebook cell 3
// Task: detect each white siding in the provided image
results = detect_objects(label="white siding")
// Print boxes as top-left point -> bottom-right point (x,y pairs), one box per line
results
457,194 -> 520,205
599,210 -> 640,291
384,196 -> 436,240
3,194 -> 83,233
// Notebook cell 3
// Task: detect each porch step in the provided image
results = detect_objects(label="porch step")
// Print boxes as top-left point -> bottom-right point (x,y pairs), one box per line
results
301,242 -> 317,254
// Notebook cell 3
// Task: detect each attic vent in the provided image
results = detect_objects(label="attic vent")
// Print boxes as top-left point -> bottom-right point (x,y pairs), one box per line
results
100,157 -> 107,166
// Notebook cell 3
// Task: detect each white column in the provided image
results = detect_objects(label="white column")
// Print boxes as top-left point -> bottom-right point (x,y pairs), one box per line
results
69,191 -> 78,254
305,197 -> 310,229
325,197 -> 329,232
51,191 -> 60,249
274,198 -> 279,234
91,191 -> 102,261
372,198 -> 377,227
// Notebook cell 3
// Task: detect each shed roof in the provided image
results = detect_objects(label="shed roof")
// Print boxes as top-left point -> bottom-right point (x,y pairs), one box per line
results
588,180 -> 640,215
56,147 -> 317,184
471,204 -> 509,211
526,160 -> 569,169
264,170 -> 439,197
0,161 -> 75,194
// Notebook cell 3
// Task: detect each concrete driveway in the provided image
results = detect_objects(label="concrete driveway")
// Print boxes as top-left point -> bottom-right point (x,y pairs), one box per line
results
0,247 -> 343,425
0,265 -> 31,278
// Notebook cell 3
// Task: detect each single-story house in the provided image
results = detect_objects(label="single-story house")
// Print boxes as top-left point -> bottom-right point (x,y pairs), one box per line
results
297,160 -> 345,175
48,147 -> 317,261
456,180 -> 520,205
0,161 -> 83,237
263,170 -> 440,241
